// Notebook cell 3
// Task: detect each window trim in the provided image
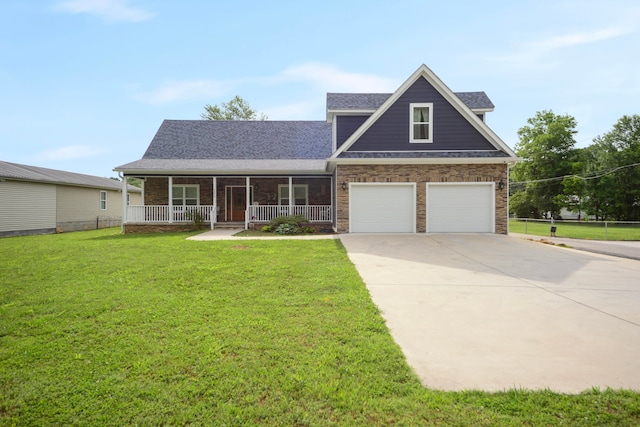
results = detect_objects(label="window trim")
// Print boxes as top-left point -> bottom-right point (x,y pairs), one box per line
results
172,184 -> 200,206
278,184 -> 308,206
409,102 -> 433,143
99,191 -> 107,210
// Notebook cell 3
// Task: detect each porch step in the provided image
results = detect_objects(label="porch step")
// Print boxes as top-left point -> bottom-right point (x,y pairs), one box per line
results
213,222 -> 244,229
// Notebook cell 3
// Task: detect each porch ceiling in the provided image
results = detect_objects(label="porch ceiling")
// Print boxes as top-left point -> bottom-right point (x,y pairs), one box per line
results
114,159 -> 329,175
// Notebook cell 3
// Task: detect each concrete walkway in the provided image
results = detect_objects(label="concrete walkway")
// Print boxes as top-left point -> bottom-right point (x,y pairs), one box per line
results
187,228 -> 338,241
340,233 -> 640,392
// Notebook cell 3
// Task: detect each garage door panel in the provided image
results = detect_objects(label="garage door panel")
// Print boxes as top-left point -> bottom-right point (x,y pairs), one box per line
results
427,184 -> 494,233
350,184 -> 415,233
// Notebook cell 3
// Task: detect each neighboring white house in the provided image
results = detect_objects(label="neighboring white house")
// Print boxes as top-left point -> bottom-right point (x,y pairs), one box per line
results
0,161 -> 141,237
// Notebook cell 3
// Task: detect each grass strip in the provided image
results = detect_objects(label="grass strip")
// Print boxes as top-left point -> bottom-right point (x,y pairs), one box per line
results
509,219 -> 640,240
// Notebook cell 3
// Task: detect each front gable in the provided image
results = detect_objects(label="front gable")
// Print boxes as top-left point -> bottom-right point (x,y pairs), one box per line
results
347,77 -> 495,152
331,64 -> 517,160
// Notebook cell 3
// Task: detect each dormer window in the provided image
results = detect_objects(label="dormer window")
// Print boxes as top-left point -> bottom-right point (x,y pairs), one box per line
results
410,103 -> 433,143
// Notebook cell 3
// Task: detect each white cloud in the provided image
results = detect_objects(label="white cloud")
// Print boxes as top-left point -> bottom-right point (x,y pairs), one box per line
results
529,27 -> 634,53
132,79 -> 231,105
55,0 -> 154,23
263,100 -> 320,120
274,63 -> 398,92
37,145 -> 108,161
131,63 -> 398,112
479,25 -> 636,72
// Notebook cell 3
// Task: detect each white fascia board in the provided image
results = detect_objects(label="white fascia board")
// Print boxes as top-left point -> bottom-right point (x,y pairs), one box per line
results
326,109 -> 376,123
330,64 -> 517,159
118,169 -> 332,176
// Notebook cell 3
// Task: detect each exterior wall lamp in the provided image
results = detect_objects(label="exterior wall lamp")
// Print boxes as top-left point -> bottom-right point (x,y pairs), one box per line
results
341,181 -> 348,191
497,180 -> 505,191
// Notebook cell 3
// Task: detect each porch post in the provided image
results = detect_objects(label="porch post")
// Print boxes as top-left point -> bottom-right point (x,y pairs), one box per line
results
121,175 -> 127,229
288,176 -> 293,216
212,177 -> 217,225
330,174 -> 334,224
168,176 -> 173,223
245,176 -> 250,230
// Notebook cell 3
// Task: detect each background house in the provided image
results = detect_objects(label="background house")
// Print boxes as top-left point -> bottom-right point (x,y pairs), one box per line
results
0,161 -> 141,237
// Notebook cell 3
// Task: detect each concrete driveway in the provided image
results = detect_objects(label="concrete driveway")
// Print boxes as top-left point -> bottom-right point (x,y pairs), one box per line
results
339,233 -> 640,393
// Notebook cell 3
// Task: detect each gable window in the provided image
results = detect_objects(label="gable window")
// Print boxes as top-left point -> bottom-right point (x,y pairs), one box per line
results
278,184 -> 308,205
410,103 -> 433,143
172,185 -> 199,206
100,191 -> 107,210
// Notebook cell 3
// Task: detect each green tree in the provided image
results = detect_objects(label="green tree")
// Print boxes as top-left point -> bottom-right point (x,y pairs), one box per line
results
201,96 -> 268,120
584,115 -> 640,221
509,110 -> 578,218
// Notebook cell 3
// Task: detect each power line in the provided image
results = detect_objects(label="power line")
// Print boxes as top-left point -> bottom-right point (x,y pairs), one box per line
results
510,162 -> 640,186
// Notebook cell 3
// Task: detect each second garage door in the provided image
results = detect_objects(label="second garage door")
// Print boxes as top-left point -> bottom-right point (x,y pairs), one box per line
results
349,183 -> 415,233
427,183 -> 494,233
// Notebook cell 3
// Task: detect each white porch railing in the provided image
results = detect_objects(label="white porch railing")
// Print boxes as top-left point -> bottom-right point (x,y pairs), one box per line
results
247,205 -> 332,223
125,205 -> 331,224
126,205 -> 215,223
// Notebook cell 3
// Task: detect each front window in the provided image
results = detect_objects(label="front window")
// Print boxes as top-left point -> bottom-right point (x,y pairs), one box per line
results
172,185 -> 199,206
278,184 -> 308,205
99,191 -> 107,210
410,103 -> 433,143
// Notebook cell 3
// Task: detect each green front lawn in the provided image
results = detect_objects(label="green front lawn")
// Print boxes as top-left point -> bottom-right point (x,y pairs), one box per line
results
510,219 -> 640,241
1,229 -> 639,425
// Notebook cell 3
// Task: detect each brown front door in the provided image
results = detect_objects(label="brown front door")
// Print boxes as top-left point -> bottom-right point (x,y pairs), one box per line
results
227,187 -> 247,221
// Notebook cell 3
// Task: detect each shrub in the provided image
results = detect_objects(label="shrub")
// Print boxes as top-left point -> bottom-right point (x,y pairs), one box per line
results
185,209 -> 206,229
301,226 -> 315,234
275,224 -> 300,235
269,215 -> 307,229
261,225 -> 272,232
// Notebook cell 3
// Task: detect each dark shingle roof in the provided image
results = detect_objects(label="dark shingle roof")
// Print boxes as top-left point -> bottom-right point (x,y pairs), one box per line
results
0,161 -> 140,191
142,120 -> 332,160
455,92 -> 495,110
326,93 -> 392,110
327,91 -> 494,111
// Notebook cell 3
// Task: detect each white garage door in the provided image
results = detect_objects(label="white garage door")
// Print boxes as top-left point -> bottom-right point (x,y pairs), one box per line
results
350,183 -> 415,233
427,183 -> 494,233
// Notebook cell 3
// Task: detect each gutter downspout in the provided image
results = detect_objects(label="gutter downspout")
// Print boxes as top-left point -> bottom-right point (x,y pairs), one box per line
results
118,172 -> 127,234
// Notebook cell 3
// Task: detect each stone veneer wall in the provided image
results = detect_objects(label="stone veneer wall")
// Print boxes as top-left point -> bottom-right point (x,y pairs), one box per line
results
336,163 -> 508,234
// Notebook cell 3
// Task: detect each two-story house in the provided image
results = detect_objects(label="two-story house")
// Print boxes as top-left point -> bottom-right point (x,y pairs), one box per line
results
114,64 -> 518,234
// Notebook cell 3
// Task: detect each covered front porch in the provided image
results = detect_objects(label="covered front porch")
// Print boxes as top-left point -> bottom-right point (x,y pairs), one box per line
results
121,175 -> 334,232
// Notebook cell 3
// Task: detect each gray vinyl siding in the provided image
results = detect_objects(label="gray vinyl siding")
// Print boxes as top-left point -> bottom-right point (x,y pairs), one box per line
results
347,76 -> 496,152
0,181 -> 56,235
336,116 -> 370,149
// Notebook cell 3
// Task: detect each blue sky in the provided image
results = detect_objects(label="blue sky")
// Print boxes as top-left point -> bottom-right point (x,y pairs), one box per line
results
1,0 -> 639,178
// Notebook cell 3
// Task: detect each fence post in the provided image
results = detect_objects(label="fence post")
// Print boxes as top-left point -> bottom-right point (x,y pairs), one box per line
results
525,218 -> 528,234
605,221 -> 608,240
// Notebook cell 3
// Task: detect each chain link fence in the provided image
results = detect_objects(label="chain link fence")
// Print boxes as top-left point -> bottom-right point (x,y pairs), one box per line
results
509,218 -> 640,240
